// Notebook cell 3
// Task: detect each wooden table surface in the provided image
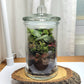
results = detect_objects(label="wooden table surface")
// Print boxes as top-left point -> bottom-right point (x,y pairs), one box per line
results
0,56 -> 84,71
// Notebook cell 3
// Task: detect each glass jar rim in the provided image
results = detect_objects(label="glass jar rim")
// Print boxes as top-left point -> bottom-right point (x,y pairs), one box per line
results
23,13 -> 61,22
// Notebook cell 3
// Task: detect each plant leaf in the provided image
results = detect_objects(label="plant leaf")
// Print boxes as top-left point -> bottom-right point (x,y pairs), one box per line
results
36,35 -> 51,42
27,28 -> 41,37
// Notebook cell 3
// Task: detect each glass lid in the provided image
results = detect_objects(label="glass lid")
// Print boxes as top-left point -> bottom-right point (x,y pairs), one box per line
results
23,0 -> 60,22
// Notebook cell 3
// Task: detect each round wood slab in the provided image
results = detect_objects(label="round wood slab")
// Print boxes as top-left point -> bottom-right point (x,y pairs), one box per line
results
12,66 -> 81,84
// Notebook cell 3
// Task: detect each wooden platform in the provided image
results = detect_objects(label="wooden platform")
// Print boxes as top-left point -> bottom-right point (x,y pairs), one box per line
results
12,66 -> 81,84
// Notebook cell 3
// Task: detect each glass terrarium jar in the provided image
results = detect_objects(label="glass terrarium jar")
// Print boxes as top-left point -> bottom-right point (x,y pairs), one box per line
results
23,0 -> 60,80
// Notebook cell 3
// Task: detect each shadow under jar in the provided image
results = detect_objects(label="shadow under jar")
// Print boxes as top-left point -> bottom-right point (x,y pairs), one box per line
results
23,0 -> 60,80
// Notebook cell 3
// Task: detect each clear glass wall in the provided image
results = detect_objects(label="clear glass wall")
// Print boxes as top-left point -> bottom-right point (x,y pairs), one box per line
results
24,21 -> 59,80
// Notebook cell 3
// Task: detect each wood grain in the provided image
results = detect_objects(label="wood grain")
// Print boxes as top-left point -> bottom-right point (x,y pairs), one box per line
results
0,56 -> 84,71
57,56 -> 84,62
0,61 -> 6,71
12,66 -> 81,84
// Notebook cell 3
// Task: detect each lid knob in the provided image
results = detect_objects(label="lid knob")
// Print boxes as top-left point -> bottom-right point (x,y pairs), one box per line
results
37,0 -> 47,14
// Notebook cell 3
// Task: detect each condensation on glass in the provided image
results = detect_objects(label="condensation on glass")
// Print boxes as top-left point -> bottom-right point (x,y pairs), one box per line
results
23,0 -> 60,80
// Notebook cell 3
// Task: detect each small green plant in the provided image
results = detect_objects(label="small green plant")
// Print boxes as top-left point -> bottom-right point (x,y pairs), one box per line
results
27,28 -> 56,62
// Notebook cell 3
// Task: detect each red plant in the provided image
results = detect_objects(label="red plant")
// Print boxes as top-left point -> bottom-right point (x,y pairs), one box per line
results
48,43 -> 56,47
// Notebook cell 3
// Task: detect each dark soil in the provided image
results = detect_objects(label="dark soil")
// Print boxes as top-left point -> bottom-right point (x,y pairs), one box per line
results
34,59 -> 48,71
